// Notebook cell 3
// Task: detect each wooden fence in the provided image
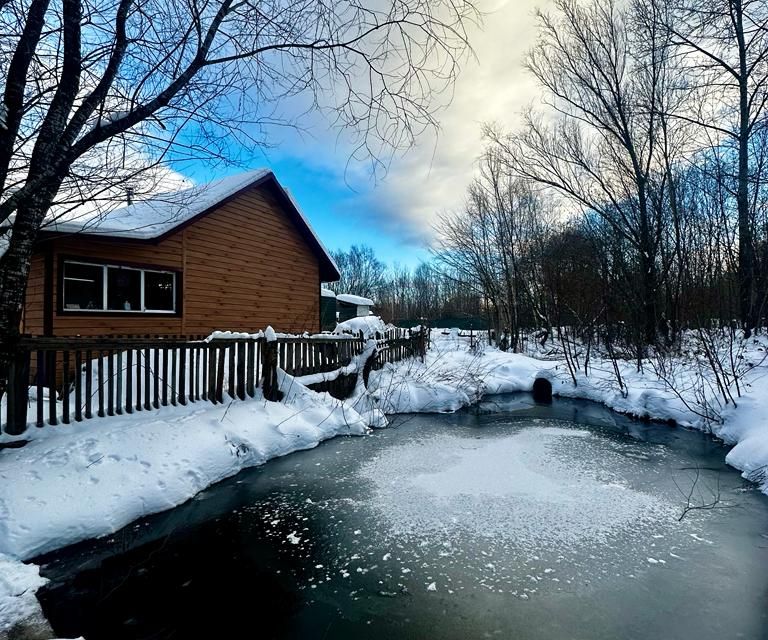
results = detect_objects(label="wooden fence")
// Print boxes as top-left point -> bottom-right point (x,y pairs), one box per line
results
2,328 -> 426,436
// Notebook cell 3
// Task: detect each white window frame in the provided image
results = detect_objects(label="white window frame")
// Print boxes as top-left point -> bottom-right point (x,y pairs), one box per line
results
62,259 -> 177,313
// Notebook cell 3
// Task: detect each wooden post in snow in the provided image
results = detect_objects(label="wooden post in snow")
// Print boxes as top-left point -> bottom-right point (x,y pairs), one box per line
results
417,327 -> 427,362
5,346 -> 29,435
261,339 -> 281,402
362,345 -> 377,389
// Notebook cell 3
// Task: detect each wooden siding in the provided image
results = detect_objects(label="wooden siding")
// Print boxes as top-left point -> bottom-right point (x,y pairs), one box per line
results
24,183 -> 321,337
180,187 -> 319,334
21,252 -> 45,335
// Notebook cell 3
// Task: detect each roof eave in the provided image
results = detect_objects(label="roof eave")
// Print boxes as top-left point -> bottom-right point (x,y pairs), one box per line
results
36,171 -> 342,282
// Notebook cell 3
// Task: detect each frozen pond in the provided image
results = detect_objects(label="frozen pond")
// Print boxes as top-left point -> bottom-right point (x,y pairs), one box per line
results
36,396 -> 768,639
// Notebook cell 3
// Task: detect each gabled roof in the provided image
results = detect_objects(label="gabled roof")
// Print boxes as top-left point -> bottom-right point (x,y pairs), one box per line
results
337,294 -> 375,306
42,169 -> 341,281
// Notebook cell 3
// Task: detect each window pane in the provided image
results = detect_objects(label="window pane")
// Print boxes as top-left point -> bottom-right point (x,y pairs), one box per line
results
144,271 -> 175,311
63,263 -> 103,310
107,267 -> 141,311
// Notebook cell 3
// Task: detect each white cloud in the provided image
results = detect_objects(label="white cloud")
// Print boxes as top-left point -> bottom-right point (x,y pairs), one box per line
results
271,0 -> 551,246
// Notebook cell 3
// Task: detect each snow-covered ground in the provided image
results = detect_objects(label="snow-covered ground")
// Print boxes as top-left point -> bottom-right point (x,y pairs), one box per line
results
0,368 -> 370,638
2,324 -> 768,637
0,554 -> 49,638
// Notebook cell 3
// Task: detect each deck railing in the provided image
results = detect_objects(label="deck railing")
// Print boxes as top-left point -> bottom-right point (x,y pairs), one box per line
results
2,328 -> 426,436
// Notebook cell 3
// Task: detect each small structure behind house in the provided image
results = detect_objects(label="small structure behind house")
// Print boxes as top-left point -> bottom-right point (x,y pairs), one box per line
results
321,288 -> 337,331
336,294 -> 374,322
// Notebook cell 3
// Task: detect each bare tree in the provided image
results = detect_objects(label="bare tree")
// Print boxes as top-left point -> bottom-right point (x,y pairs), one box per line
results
488,0 -> 685,349
327,244 -> 387,300
0,0 -> 478,398
661,0 -> 768,335
432,151 -> 553,349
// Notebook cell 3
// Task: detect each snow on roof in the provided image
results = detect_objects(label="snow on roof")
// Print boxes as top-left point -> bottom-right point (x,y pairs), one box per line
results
337,293 -> 375,306
44,169 -> 271,239
38,168 -> 340,281
321,287 -> 337,298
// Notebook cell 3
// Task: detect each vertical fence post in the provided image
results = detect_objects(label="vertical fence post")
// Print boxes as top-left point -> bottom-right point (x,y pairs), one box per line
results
153,348 -> 160,409
215,344 -> 226,403
207,345 -> 216,403
97,352 -> 105,418
161,346 -> 169,406
189,345 -> 197,402
246,340 -> 255,398
202,344 -> 210,402
106,350 -> 114,416
179,346 -> 187,406
261,339 -> 280,401
236,342 -> 246,400
143,346 -> 151,410
6,345 -> 30,435
255,341 -> 261,387
85,350 -> 93,419
115,350 -> 123,416
124,349 -> 132,415
135,348 -> 142,412
62,350 -> 70,424
47,350 -> 58,426
170,346 -> 178,407
362,346 -> 377,389
36,350 -> 44,428
75,350 -> 83,422
227,343 -> 235,399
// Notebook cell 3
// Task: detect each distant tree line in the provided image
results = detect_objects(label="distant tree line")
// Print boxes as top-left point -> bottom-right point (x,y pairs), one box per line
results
434,0 -> 768,357
325,245 -> 483,327
333,0 -> 768,360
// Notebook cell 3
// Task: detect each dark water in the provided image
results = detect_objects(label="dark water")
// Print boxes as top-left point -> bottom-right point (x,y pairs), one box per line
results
35,396 -> 768,640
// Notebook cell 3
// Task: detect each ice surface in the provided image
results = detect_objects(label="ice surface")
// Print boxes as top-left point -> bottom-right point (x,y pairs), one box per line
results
358,425 -> 677,549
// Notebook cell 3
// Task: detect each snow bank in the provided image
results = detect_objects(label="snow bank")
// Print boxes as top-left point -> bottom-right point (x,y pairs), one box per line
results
0,554 -> 49,635
334,315 -> 388,338
0,379 -> 367,563
293,340 -> 388,429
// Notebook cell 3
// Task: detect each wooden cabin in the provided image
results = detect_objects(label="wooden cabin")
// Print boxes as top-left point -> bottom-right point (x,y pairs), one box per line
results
22,170 -> 340,337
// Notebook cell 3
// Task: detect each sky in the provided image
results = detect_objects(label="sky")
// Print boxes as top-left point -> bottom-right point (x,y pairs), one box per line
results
176,0 -> 550,270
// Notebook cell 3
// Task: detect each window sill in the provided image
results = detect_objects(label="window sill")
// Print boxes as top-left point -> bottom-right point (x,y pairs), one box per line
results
58,310 -> 181,317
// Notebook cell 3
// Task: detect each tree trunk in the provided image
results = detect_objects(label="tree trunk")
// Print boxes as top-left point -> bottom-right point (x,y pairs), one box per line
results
0,191 -> 57,404
734,0 -> 755,336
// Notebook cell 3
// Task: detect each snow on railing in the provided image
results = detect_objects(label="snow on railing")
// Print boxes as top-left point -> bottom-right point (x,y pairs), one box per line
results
2,326 -> 425,437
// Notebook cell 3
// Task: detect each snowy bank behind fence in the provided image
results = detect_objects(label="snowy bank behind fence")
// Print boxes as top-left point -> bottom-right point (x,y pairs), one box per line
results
2,327 -> 425,436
